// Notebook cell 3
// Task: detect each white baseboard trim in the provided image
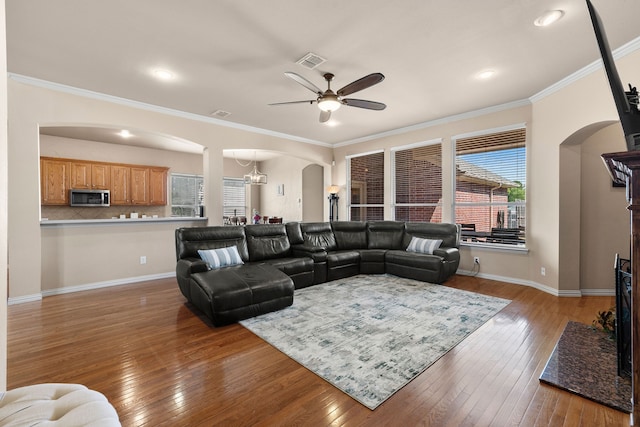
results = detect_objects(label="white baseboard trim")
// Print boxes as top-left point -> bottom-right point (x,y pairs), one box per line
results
580,289 -> 616,297
456,269 -> 583,297
9,272 -> 176,305
8,294 -> 42,305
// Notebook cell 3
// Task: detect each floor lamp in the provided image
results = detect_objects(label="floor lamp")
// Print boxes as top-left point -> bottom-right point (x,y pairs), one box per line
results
327,185 -> 340,222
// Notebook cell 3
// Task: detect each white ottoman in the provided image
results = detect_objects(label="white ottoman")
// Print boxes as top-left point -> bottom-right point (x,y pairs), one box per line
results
0,383 -> 121,426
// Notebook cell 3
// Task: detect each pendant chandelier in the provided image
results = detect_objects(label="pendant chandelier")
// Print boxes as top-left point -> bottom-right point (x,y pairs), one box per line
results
240,152 -> 267,185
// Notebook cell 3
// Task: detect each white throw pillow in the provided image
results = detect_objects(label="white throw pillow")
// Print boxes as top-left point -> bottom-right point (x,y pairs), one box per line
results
406,236 -> 442,255
198,246 -> 244,269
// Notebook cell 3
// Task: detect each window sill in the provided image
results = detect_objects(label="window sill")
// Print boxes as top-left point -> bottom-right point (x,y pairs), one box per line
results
460,241 -> 529,253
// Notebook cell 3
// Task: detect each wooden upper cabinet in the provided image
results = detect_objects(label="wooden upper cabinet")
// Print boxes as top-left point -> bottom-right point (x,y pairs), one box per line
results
41,157 -> 168,206
130,167 -> 149,205
41,158 -> 70,205
149,168 -> 168,206
110,165 -> 131,205
70,161 -> 110,190
70,162 -> 91,190
91,163 -> 111,189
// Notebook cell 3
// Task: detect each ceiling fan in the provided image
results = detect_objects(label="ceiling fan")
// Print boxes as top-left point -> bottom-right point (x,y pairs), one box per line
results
269,71 -> 386,123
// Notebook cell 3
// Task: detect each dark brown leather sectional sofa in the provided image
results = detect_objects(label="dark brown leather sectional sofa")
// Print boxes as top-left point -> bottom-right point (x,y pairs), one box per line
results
175,221 -> 461,326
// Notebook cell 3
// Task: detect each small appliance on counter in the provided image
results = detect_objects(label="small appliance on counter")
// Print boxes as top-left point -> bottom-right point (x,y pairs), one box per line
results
69,189 -> 110,207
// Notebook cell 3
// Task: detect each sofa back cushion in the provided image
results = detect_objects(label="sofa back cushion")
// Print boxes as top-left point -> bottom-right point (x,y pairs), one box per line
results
367,221 -> 405,249
403,222 -> 460,249
285,222 -> 304,245
300,222 -> 337,251
175,226 -> 249,261
331,221 -> 367,250
245,224 -> 291,261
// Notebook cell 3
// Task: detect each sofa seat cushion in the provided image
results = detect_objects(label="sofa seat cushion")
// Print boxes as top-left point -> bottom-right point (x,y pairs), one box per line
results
190,264 -> 294,326
358,249 -> 387,274
327,250 -> 360,268
385,250 -> 442,270
260,256 -> 313,275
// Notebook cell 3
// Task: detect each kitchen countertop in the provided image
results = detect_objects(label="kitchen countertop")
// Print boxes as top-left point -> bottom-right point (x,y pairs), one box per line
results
40,217 -> 208,227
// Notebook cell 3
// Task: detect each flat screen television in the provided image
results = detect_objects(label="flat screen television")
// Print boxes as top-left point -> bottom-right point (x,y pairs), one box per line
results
586,0 -> 640,151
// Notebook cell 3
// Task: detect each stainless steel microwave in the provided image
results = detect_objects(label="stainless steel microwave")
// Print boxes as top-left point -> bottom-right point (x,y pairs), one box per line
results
69,189 -> 110,207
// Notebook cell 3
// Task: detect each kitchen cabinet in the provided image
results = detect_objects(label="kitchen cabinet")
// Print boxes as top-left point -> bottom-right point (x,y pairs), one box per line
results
41,157 -> 168,206
41,158 -> 71,205
149,168 -> 168,205
130,167 -> 149,205
110,165 -> 131,205
70,161 -> 111,190
91,163 -> 111,189
70,162 -> 91,189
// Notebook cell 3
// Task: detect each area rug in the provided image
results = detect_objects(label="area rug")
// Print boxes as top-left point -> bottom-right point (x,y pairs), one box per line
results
539,321 -> 631,413
240,274 -> 511,409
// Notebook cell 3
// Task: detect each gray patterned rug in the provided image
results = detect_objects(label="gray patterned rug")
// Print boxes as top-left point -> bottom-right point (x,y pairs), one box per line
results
240,274 -> 511,409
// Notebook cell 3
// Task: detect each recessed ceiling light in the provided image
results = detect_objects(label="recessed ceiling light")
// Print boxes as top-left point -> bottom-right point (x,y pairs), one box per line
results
534,10 -> 564,27
477,70 -> 496,80
153,69 -> 174,81
118,129 -> 132,138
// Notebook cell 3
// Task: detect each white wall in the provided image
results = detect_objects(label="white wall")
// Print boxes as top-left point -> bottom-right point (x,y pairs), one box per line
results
578,124 -> 629,291
259,156 -> 318,222
8,80 -> 333,300
0,0 -> 9,390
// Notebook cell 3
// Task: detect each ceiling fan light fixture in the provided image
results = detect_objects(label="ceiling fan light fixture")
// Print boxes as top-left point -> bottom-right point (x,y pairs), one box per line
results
318,95 -> 341,112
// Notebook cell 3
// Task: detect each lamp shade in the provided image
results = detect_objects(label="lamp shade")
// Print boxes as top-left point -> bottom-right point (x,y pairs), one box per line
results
327,185 -> 340,194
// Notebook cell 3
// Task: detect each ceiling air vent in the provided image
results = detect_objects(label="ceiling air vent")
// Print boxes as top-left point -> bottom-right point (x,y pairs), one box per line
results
211,109 -> 231,118
296,52 -> 326,70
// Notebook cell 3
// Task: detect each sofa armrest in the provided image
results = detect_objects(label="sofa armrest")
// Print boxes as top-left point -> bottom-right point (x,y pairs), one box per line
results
177,258 -> 209,277
291,245 -> 328,262
433,247 -> 460,262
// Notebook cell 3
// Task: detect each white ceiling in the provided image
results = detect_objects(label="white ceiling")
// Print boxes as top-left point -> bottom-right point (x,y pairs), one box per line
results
8,0 -> 640,151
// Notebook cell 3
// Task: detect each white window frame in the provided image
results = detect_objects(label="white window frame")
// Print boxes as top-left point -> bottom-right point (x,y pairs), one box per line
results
346,149 -> 385,221
451,123 -> 527,250
171,173 -> 203,217
391,138 -> 443,222
223,177 -> 246,217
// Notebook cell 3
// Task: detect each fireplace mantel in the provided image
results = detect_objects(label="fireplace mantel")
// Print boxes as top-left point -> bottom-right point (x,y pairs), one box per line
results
602,150 -> 640,424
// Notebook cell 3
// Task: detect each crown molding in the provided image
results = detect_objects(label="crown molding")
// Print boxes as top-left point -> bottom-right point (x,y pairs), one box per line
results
12,35 -> 640,150
530,35 -> 640,103
8,73 -> 332,148
333,98 -> 532,148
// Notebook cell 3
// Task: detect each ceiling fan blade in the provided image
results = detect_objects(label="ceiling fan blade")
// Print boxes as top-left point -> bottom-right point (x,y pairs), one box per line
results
269,100 -> 316,106
319,110 -> 331,123
284,72 -> 323,95
342,98 -> 386,110
337,73 -> 385,97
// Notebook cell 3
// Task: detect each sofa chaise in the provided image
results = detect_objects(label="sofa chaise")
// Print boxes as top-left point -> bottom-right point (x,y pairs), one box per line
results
175,221 -> 461,326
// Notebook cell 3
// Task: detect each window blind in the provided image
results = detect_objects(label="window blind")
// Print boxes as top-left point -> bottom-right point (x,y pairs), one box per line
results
394,142 -> 442,222
223,178 -> 246,217
349,151 -> 384,221
454,127 -> 526,245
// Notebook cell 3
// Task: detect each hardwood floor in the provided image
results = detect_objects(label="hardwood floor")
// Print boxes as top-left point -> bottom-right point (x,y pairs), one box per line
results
7,275 -> 630,426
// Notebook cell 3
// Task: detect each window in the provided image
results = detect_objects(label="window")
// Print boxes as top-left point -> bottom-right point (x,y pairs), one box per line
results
223,177 -> 246,217
453,127 -> 526,246
393,140 -> 442,222
171,173 -> 203,217
348,151 -> 384,221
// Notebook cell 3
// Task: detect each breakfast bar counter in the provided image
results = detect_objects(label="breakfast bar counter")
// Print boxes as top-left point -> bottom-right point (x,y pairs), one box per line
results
40,217 -> 208,227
